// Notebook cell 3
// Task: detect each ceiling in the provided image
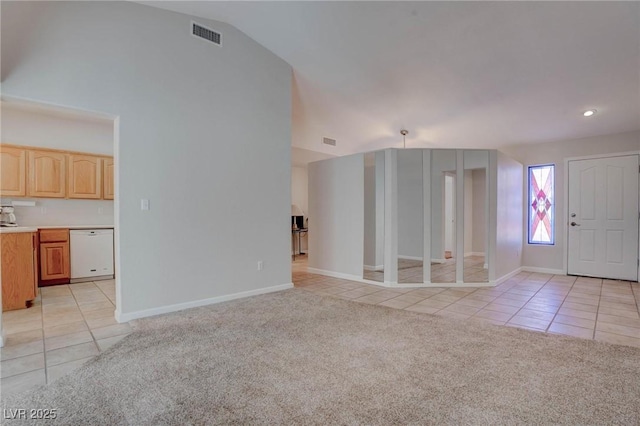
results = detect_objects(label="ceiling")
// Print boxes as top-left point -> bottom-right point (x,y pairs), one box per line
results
142,1 -> 640,156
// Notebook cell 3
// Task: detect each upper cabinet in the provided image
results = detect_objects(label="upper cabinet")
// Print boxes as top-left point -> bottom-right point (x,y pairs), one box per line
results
103,157 -> 114,200
0,146 -> 27,197
28,150 -> 66,198
68,154 -> 102,199
0,144 -> 113,200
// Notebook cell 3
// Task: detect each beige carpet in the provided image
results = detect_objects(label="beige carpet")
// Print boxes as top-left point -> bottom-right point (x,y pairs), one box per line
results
3,289 -> 640,425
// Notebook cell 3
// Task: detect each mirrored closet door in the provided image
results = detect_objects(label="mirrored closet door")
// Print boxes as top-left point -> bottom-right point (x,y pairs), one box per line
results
463,150 -> 489,283
363,151 -> 385,282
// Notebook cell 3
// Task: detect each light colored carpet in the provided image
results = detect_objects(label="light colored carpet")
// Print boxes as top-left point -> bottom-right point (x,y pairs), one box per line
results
3,289 -> 640,424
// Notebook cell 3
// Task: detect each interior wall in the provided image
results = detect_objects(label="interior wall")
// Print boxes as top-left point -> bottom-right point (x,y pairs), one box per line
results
1,106 -> 114,154
495,152 -> 524,280
1,1 -> 292,318
291,166 -> 308,253
291,166 -> 308,215
397,150 -> 423,259
0,105 -> 115,226
308,154 -> 364,277
501,130 -> 640,273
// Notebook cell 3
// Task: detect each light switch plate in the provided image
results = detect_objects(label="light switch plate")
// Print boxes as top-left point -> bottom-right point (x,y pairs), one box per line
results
141,199 -> 150,211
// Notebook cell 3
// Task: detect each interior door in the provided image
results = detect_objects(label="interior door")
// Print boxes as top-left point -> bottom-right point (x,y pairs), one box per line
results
568,155 -> 639,281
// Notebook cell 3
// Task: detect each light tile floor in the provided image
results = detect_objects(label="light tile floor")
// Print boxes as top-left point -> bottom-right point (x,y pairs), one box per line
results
296,256 -> 640,348
364,256 -> 489,283
1,280 -> 131,396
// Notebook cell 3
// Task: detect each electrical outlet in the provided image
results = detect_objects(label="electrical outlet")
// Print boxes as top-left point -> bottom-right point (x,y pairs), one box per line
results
257,261 -> 264,271
41,207 -> 47,215
141,199 -> 150,211
98,207 -> 104,215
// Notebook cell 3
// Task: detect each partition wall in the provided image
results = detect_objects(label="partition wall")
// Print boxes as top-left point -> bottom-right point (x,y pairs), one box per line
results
308,149 -> 524,287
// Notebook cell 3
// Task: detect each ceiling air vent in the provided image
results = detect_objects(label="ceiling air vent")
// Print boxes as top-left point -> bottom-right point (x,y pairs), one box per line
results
323,137 -> 337,147
191,21 -> 221,46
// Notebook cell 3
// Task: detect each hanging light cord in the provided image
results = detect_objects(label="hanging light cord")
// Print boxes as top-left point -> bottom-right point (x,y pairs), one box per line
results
400,129 -> 409,149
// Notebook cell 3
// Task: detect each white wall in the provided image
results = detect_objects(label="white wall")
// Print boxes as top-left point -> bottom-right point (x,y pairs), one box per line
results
1,1 -> 292,318
397,150 -> 423,259
308,154 -> 364,277
291,166 -> 308,253
501,130 -> 640,272
495,152 -> 524,280
1,105 -> 114,155
0,105 -> 115,226
291,166 -> 308,215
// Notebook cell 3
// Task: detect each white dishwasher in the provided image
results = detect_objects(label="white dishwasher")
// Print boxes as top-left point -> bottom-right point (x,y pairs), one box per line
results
70,229 -> 114,281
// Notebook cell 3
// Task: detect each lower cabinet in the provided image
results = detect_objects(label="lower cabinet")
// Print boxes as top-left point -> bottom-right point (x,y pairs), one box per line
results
39,229 -> 70,286
1,232 -> 37,311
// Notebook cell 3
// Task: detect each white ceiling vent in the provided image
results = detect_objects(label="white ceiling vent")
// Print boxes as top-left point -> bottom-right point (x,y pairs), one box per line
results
322,137 -> 337,146
191,21 -> 221,46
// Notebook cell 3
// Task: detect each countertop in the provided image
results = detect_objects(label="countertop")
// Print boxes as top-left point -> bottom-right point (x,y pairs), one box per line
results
1,225 -> 114,234
36,225 -> 114,229
0,227 -> 39,234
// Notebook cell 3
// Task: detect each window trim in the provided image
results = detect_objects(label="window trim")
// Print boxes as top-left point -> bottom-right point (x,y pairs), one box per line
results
527,164 -> 555,246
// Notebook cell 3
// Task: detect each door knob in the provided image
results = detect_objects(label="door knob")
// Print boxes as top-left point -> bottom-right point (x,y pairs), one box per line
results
571,222 -> 580,227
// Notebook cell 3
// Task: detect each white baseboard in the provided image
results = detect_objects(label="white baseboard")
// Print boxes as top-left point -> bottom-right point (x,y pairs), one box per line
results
495,267 -> 523,284
306,267 -> 364,283
521,266 -> 565,275
363,264 -> 384,272
398,255 -> 422,261
115,283 -> 293,323
431,258 -> 446,264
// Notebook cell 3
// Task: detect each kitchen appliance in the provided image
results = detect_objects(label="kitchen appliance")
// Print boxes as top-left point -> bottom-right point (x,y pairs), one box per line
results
70,229 -> 114,282
0,206 -> 18,227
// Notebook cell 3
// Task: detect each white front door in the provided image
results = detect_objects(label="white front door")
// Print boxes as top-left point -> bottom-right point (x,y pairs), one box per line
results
567,155 -> 639,281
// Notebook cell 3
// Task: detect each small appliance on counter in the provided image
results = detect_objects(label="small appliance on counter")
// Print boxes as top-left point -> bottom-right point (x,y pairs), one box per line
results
0,205 -> 18,227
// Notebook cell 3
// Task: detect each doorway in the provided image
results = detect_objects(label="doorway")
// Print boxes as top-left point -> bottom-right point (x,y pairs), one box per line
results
567,154 -> 639,281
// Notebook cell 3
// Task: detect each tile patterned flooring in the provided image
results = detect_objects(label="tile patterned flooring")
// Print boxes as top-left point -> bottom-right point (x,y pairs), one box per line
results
0,280 -> 131,396
364,256 -> 489,284
296,257 -> 640,348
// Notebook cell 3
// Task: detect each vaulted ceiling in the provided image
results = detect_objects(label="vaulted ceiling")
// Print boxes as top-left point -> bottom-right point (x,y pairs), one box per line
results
144,1 -> 640,156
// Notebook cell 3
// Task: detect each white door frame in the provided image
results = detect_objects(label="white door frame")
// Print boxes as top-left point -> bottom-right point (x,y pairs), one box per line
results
563,151 -> 640,281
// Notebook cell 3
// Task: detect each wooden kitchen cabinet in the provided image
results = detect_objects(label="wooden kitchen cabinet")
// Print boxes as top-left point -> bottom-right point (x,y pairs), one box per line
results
1,232 -> 37,311
68,154 -> 102,199
27,150 -> 66,198
39,229 -> 70,285
102,157 -> 114,200
0,146 -> 27,197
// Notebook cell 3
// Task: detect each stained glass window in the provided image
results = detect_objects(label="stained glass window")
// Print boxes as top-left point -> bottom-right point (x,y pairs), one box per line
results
528,164 -> 555,245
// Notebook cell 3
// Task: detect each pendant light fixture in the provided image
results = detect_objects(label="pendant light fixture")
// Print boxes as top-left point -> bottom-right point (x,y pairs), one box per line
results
400,129 -> 409,149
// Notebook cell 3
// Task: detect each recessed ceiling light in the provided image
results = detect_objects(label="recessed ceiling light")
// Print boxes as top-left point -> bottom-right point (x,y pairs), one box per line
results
583,109 -> 597,117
